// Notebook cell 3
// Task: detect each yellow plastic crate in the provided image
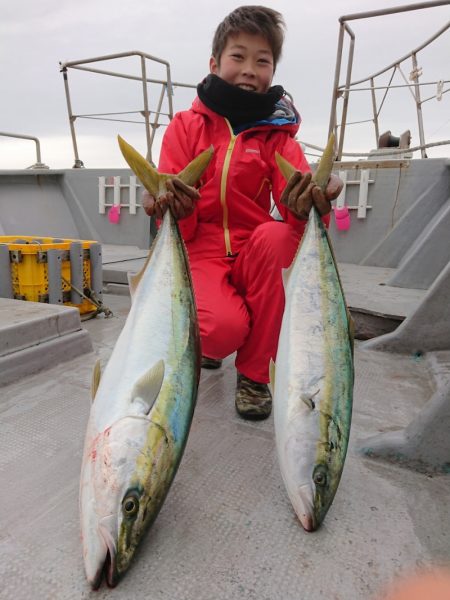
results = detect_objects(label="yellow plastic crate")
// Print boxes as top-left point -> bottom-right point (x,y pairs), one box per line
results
0,236 -> 100,314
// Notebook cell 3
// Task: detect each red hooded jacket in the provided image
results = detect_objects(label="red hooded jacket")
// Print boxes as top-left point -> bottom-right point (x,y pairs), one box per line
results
158,97 -> 326,260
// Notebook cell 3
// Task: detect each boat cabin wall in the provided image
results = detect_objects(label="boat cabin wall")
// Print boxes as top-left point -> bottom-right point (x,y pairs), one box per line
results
0,168 -> 152,249
328,157 -> 450,290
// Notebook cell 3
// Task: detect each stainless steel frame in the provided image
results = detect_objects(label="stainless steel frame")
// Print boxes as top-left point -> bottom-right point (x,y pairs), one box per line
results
328,1 -> 450,159
0,132 -> 49,169
59,51 -> 196,168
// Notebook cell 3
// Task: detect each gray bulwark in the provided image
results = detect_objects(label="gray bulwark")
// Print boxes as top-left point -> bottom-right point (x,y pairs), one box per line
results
362,259 -> 450,354
0,298 -> 93,386
359,351 -> 450,473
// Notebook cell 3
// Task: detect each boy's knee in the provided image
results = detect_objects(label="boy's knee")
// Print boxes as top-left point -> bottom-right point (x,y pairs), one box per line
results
249,222 -> 300,262
200,305 -> 249,357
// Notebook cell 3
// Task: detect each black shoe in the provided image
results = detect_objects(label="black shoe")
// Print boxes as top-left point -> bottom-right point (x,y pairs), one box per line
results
201,356 -> 223,369
235,373 -> 272,420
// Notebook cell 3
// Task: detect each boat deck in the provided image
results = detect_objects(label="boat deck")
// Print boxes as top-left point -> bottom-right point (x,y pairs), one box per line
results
1,290 -> 449,599
102,245 -> 427,339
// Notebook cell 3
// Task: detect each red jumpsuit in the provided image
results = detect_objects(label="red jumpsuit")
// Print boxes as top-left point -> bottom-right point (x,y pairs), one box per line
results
158,97 -> 329,383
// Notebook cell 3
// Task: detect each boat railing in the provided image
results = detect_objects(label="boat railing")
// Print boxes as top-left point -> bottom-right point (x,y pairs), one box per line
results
0,132 -> 49,169
328,0 -> 450,160
59,51 -> 196,168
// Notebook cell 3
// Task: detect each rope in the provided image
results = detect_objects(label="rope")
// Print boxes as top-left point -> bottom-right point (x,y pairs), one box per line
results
61,276 -> 113,320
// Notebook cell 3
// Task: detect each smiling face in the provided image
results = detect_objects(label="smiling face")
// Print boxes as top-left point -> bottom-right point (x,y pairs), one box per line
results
209,32 -> 274,94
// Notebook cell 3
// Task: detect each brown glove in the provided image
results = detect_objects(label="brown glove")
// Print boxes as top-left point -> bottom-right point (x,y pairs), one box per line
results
142,177 -> 200,220
280,171 -> 332,220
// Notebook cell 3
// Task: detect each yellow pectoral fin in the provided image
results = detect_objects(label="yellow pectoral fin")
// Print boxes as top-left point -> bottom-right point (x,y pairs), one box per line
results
91,359 -> 101,401
269,359 -> 276,396
275,133 -> 335,192
118,135 -> 163,197
118,136 -> 214,198
312,133 -> 335,191
275,151 -> 297,183
177,145 -> 214,186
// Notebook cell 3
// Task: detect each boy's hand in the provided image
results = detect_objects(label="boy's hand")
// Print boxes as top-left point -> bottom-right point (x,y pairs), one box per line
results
141,177 -> 200,220
280,172 -> 343,220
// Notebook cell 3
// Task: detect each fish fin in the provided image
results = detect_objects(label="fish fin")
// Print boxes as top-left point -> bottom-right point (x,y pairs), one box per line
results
118,135 -> 166,198
281,264 -> 294,290
312,133 -> 335,191
301,395 -> 315,410
275,151 -> 297,182
91,359 -> 101,401
348,311 -> 355,359
119,135 -> 213,197
275,133 -> 335,191
127,261 -> 151,300
130,359 -> 165,416
178,146 -> 214,186
269,359 -> 276,396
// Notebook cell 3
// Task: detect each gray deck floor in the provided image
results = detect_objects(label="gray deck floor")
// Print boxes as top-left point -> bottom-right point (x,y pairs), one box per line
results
1,292 -> 449,599
102,246 -> 427,319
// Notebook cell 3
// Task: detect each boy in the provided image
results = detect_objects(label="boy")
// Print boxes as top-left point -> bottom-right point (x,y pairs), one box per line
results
142,6 -> 342,420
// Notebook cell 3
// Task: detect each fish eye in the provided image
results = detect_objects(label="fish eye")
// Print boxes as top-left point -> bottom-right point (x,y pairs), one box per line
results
313,466 -> 328,487
122,493 -> 140,518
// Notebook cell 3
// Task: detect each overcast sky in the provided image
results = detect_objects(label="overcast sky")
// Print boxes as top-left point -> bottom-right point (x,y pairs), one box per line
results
0,0 -> 449,168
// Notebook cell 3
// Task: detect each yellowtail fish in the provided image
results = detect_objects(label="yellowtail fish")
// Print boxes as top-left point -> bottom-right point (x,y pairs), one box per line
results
271,135 -> 354,531
79,138 -> 213,588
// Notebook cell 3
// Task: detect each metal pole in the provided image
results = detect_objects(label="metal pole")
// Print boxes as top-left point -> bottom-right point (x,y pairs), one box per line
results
0,132 -> 48,168
370,77 -> 380,146
166,65 -> 174,121
411,53 -> 427,158
61,68 -> 84,168
148,85 -> 167,153
340,0 -> 450,22
140,56 -> 153,164
65,64 -> 196,90
328,23 -> 346,145
337,24 -> 356,160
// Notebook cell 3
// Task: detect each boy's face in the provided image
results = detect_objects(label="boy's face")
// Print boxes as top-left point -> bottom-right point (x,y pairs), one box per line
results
209,32 -> 274,94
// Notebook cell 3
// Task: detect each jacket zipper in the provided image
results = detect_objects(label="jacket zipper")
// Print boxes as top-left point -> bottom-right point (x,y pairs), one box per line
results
221,119 -> 236,256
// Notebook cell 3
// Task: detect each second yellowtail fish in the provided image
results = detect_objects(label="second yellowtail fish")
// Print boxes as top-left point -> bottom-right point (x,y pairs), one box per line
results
272,134 -> 354,531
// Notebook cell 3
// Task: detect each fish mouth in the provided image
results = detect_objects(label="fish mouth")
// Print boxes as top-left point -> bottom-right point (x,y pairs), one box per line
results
89,517 -> 118,589
89,549 -> 117,590
292,483 -> 317,532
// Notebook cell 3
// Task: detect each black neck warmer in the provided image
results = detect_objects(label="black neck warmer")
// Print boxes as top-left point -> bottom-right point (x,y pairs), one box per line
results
197,74 -> 285,126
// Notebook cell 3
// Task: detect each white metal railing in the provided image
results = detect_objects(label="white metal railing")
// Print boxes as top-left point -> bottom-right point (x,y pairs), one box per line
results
0,132 -> 49,169
60,51 -> 196,168
328,1 -> 450,159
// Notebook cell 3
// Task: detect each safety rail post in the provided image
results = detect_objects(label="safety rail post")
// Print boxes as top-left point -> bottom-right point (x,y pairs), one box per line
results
337,23 -> 355,160
328,22 -> 346,148
59,51 -> 188,168
329,1 -> 450,160
0,132 -> 49,169
140,55 -> 153,164
370,77 -> 380,146
61,68 -> 84,168
411,53 -> 427,158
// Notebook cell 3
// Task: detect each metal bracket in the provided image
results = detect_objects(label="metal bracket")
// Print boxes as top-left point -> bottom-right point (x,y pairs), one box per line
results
10,250 -> 23,263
